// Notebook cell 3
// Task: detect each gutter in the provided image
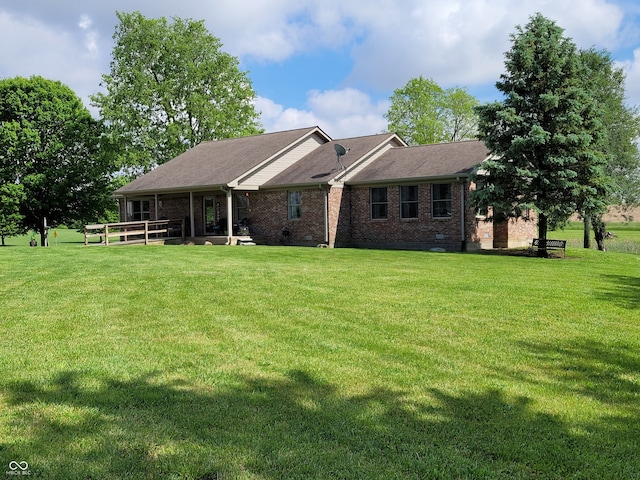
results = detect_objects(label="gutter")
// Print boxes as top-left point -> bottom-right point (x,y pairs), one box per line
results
320,184 -> 329,245
112,184 -> 229,198
345,173 -> 472,187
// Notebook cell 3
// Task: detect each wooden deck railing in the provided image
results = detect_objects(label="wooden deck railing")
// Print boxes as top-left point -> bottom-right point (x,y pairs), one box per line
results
84,219 -> 184,246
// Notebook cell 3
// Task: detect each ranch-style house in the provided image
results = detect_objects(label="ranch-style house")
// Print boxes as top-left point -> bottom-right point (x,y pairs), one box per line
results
113,126 -> 536,251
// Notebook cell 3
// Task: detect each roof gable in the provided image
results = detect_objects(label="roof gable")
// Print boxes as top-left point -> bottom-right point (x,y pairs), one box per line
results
113,128 -> 490,196
263,133 -> 406,188
114,126 -> 328,196
347,140 -> 489,185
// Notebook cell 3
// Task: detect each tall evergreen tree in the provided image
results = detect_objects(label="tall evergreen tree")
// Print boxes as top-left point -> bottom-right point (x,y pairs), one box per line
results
470,14 -> 609,256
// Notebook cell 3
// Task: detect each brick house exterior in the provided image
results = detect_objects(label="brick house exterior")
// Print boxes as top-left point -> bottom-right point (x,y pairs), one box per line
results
114,126 -> 536,251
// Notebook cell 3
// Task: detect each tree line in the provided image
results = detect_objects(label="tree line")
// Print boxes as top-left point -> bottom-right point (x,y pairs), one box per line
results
1,11 -> 638,251
386,13 -> 640,254
0,11 -> 262,246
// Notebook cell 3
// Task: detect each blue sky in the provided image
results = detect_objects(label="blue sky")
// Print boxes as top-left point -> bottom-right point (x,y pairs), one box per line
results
1,0 -> 640,139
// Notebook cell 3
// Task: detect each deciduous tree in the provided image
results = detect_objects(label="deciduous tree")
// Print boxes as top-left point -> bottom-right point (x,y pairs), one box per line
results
92,11 -> 263,175
470,14 -> 609,256
0,183 -> 25,246
0,76 -> 115,246
578,48 -> 640,250
385,76 -> 478,145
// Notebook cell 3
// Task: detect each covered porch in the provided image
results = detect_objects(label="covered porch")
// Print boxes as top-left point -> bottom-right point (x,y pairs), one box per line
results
116,187 -> 254,244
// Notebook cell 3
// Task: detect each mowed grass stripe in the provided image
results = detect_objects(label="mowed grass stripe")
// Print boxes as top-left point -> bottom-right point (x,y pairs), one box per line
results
1,243 -> 639,479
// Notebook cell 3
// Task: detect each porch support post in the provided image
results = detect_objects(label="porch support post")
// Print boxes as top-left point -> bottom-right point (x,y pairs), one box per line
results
460,179 -> 466,252
189,192 -> 195,238
226,188 -> 233,245
322,187 -> 329,244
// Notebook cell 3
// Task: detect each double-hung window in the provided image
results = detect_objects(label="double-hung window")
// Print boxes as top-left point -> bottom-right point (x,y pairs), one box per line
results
432,184 -> 452,218
235,193 -> 250,222
288,191 -> 302,219
400,186 -> 418,219
127,200 -> 150,221
370,187 -> 388,219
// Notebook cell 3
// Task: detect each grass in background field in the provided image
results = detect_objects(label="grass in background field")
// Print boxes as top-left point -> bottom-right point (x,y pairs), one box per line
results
0,229 -> 639,478
552,221 -> 640,254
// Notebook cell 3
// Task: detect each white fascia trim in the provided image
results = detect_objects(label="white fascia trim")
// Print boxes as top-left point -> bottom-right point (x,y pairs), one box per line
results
328,141 -> 397,185
228,127 -> 331,188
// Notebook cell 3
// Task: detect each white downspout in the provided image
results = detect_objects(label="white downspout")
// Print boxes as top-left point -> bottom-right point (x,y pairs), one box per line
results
322,185 -> 329,245
189,192 -> 195,238
226,188 -> 233,245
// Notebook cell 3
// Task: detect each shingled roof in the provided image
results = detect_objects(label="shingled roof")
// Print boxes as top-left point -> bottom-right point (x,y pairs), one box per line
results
262,133 -> 405,188
114,128 -> 490,196
114,126 -> 327,196
347,140 -> 489,185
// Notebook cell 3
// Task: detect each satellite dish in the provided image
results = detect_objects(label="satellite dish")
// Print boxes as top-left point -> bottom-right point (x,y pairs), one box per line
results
334,143 -> 348,170
334,143 -> 347,157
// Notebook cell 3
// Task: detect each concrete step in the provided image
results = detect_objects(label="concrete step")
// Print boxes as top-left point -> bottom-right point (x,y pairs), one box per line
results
236,236 -> 256,246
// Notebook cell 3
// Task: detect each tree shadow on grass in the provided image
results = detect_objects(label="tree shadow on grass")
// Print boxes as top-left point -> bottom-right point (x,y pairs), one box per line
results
1,368 -> 638,479
512,338 -> 640,408
500,337 -> 640,476
596,274 -> 640,309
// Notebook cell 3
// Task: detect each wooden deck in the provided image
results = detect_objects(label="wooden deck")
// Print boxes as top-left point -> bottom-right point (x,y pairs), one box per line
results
84,219 -> 184,246
84,220 -> 255,246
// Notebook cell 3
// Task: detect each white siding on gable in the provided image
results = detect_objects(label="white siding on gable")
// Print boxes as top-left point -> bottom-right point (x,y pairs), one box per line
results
234,133 -> 326,188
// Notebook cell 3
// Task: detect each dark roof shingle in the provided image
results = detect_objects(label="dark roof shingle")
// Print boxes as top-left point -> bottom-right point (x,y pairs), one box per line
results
115,127 -> 322,195
264,133 -> 402,187
347,140 -> 489,184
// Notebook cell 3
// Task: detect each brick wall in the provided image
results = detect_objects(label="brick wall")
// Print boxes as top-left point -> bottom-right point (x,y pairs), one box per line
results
118,183 -> 536,251
489,215 -> 536,249
346,181 -> 467,250
462,184 -> 537,250
247,188 -> 328,246
464,185 -> 493,250
510,216 -> 537,247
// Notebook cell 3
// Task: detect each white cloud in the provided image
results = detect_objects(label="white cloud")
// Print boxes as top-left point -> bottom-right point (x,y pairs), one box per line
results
196,2 -> 362,61
257,88 -> 389,138
0,11 -> 104,110
188,0 -> 630,90
79,14 -> 99,55
620,48 -> 640,107
78,14 -> 92,30
1,0 -> 637,133
256,96 -> 321,132
342,0 -> 628,90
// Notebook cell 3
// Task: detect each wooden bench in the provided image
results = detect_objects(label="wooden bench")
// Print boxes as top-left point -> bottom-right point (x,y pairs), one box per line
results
531,238 -> 567,257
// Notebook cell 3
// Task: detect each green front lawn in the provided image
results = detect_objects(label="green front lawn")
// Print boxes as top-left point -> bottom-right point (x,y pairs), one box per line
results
1,239 -> 639,478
